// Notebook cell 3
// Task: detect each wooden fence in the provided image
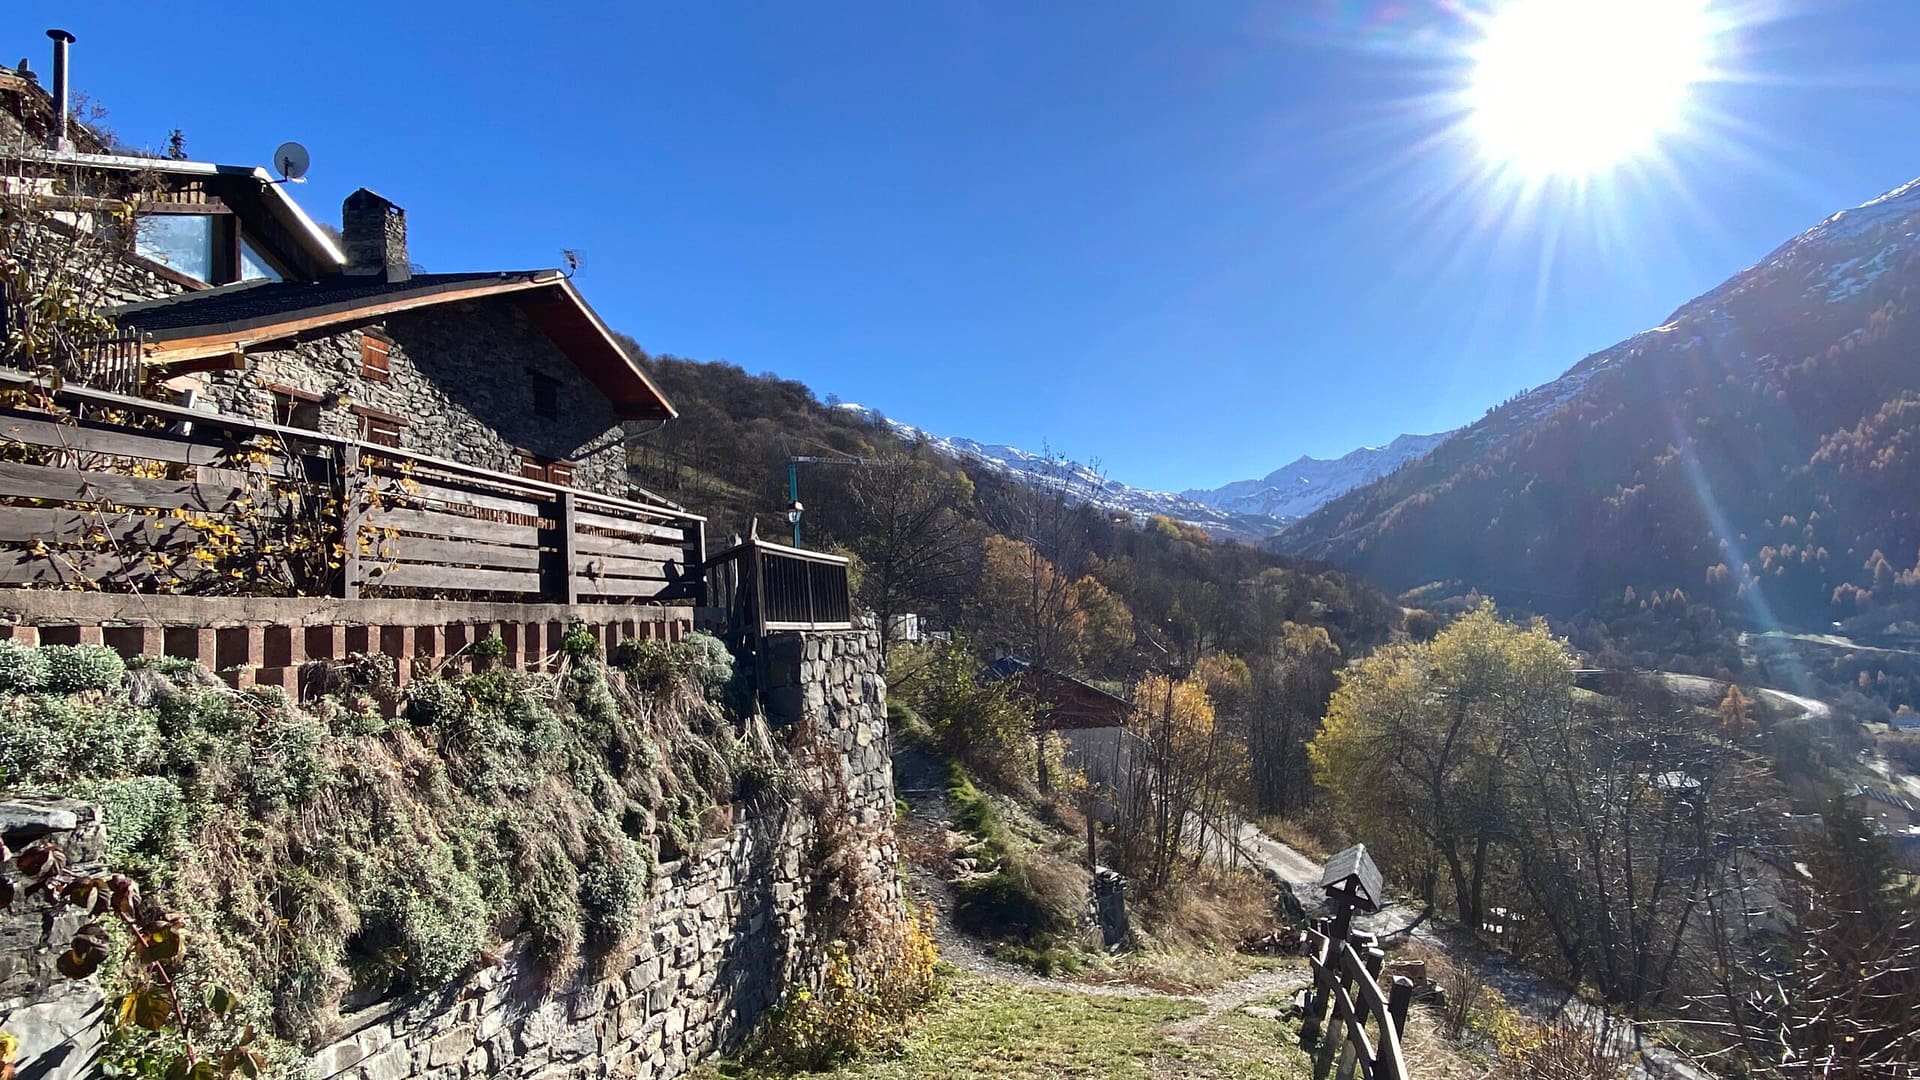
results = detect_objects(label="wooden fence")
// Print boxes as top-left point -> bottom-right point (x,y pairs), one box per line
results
0,371 -> 705,605
1299,924 -> 1414,1080
705,533 -> 853,639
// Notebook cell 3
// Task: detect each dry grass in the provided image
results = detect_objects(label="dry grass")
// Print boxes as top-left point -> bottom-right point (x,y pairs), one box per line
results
1255,811 -> 1345,862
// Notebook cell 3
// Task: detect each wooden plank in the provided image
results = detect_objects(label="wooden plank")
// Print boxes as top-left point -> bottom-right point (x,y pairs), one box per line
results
367,470 -> 547,519
572,508 -> 687,542
577,552 -> 679,581
0,547 -> 178,586
364,506 -> 542,546
377,533 -> 543,571
0,411 -> 241,468
357,562 -> 542,594
0,506 -> 203,549
571,532 -> 688,561
0,459 -> 252,511
571,575 -> 685,600
555,491 -> 578,605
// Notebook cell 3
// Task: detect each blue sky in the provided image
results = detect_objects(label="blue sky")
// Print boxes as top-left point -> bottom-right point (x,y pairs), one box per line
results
6,2 -> 1919,490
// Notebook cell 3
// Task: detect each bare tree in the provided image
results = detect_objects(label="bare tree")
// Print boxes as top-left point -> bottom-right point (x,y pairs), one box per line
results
845,444 -> 981,658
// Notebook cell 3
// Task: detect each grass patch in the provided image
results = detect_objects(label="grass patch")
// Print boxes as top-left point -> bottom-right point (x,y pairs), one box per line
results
700,974 -> 1314,1080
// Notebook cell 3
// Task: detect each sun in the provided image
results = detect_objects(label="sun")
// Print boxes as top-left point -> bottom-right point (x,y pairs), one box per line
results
1467,0 -> 1716,177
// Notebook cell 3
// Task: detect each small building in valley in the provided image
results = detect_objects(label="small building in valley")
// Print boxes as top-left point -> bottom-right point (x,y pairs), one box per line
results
985,656 -> 1134,789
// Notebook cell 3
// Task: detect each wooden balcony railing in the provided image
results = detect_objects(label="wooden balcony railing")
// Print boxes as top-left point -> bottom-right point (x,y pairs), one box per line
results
0,370 -> 704,605
705,532 -> 853,638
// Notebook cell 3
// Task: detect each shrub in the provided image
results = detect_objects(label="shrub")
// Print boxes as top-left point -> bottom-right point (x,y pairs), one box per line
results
360,854 -> 489,987
754,904 -> 940,1071
41,643 -> 127,693
472,633 -> 506,665
679,631 -> 737,701
0,694 -> 160,784
0,639 -> 49,692
403,678 -> 466,726
78,775 -> 188,870
613,637 -> 685,694
579,833 -> 652,948
560,623 -> 600,662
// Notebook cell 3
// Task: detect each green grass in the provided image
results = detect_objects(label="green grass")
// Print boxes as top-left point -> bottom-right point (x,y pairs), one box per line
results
699,975 -> 1314,1080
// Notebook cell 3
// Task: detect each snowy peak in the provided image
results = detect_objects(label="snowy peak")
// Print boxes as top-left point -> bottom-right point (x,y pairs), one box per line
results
833,404 -> 1288,541
1180,432 -> 1452,522
834,403 -> 1450,543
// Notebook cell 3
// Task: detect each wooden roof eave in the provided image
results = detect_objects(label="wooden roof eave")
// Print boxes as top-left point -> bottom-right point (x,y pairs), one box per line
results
139,278 -> 560,365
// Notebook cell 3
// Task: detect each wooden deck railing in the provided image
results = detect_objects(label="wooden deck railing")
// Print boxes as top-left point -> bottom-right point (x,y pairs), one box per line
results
705,533 -> 853,638
1299,924 -> 1413,1080
0,371 -> 704,605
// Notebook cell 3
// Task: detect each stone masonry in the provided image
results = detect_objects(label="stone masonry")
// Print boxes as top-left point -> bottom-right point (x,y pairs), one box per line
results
0,797 -> 107,1080
305,628 -> 891,1080
0,631 -> 891,1080
196,298 -> 632,498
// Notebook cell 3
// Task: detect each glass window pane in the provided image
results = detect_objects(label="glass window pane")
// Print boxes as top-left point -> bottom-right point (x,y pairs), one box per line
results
135,214 -> 215,282
239,237 -> 282,282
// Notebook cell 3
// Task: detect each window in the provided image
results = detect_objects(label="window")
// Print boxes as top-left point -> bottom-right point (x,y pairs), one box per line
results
238,238 -> 283,282
529,372 -> 560,419
359,334 -> 391,382
136,214 -> 215,283
518,451 -> 576,486
268,386 -> 322,430
354,407 -> 406,449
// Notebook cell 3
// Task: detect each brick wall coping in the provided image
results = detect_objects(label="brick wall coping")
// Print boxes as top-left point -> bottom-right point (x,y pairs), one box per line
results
0,592 -> 709,630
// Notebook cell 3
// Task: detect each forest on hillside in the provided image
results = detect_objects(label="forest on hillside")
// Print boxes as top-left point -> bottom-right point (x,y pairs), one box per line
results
622,344 -> 1401,814
1277,209 -> 1920,710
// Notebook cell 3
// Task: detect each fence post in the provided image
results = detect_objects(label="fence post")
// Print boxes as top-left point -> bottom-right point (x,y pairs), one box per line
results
1388,975 -> 1413,1037
552,490 -> 579,605
335,444 -> 362,600
689,520 -> 707,606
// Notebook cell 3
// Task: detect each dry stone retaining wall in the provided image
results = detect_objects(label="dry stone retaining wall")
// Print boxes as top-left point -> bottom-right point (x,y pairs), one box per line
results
0,630 -> 893,1080
307,628 -> 892,1080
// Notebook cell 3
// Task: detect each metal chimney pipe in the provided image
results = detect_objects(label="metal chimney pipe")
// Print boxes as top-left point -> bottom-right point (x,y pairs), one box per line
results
46,29 -> 75,151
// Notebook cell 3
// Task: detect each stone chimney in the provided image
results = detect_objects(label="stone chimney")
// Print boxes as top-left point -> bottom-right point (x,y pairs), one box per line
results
342,188 -> 410,282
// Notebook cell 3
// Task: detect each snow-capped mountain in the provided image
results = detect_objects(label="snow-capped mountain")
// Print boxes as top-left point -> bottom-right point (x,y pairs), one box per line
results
1179,433 -> 1452,523
834,403 -> 1446,542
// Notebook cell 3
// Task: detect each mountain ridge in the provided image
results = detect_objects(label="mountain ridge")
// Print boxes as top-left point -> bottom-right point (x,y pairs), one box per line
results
1273,172 -> 1920,646
833,403 -> 1448,542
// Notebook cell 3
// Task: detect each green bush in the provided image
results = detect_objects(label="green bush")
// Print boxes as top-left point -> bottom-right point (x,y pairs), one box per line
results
579,833 -> 652,947
0,694 -> 160,784
41,643 -> 127,693
560,624 -> 600,662
0,639 -> 50,692
361,855 -> 489,986
403,678 -> 466,726
680,631 -> 737,701
613,637 -> 685,694
79,775 -> 187,870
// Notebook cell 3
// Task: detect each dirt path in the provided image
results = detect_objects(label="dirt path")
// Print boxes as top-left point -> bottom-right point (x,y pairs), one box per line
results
893,744 -> 1311,1035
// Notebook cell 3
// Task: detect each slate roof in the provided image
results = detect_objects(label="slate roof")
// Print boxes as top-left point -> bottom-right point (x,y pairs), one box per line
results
117,272 -> 546,341
1320,843 -> 1384,912
1853,784 -> 1919,816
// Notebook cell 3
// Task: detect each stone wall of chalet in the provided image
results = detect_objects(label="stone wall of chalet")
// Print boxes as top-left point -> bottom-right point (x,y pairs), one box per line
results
200,298 -> 630,497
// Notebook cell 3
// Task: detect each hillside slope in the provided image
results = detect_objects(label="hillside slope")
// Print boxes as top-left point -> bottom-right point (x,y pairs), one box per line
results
1275,177 -> 1920,641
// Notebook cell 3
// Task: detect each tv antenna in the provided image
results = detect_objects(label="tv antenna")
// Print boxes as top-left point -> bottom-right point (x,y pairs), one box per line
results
271,141 -> 310,184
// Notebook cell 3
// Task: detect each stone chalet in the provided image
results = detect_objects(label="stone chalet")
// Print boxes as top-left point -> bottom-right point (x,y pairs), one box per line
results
5,47 -> 671,501
115,188 -> 675,498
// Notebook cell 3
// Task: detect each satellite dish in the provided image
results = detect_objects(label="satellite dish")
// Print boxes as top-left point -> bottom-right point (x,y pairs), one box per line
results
272,141 -> 310,182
